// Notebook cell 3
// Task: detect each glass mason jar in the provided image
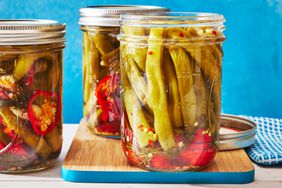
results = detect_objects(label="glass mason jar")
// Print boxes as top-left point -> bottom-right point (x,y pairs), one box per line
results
118,13 -> 226,171
0,20 -> 65,173
79,6 -> 168,138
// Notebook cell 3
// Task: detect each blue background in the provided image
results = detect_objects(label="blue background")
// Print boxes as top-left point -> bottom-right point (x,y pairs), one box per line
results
1,0 -> 281,123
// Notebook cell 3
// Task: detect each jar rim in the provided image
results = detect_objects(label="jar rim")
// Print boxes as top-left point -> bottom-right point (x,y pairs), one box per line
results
118,12 -> 226,45
0,19 -> 66,45
120,12 -> 225,27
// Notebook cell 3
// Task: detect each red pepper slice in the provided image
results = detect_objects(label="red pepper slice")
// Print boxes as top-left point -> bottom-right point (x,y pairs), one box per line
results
96,72 -> 120,122
96,75 -> 113,107
150,153 -> 175,169
23,66 -> 34,86
96,73 -> 120,109
0,90 -> 10,100
177,129 -> 216,166
178,147 -> 216,166
27,90 -> 61,135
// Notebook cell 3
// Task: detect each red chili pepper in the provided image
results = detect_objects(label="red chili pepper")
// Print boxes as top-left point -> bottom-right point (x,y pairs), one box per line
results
177,129 -> 216,166
96,75 -> 112,107
0,90 -> 10,100
23,66 -> 34,86
148,140 -> 155,146
178,147 -> 216,166
95,122 -> 120,134
101,111 -> 109,122
150,153 -> 174,169
27,90 -> 61,135
193,129 -> 212,143
179,32 -> 185,37
212,30 -> 218,36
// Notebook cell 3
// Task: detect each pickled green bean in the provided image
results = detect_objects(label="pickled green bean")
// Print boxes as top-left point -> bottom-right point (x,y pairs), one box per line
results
163,51 -> 183,128
83,32 -> 100,116
92,33 -> 114,55
124,56 -> 149,108
169,47 -> 197,132
45,127 -> 62,153
146,28 -> 175,151
193,62 -> 208,125
123,26 -> 147,71
123,74 -> 156,148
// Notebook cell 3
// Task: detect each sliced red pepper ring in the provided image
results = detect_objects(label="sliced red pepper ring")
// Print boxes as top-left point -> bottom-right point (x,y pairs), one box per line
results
27,90 -> 61,135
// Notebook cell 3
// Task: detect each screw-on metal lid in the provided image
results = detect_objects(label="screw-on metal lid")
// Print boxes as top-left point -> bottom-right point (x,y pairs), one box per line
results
0,19 -> 66,45
219,114 -> 256,150
79,5 -> 169,26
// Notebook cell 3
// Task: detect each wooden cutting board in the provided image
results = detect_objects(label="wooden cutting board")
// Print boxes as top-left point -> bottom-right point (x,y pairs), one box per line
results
62,120 -> 255,184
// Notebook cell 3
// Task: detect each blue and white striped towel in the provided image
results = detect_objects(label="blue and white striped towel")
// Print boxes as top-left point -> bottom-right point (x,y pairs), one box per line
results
243,116 -> 282,165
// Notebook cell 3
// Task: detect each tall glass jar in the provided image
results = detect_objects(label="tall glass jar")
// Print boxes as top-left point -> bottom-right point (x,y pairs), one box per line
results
79,6 -> 168,138
118,13 -> 226,171
0,20 -> 65,173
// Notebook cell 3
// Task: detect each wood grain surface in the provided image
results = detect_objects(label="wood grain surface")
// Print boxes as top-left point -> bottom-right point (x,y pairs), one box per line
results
63,120 -> 254,173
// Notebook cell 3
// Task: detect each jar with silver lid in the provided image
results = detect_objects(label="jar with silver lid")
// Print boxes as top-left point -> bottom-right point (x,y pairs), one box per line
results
0,20 -> 65,173
79,6 -> 169,138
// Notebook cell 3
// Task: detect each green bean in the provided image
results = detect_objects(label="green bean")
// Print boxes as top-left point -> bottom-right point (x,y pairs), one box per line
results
83,32 -> 100,116
123,26 -> 147,71
169,47 -> 197,132
199,47 -> 222,114
87,108 -> 102,128
166,28 -> 222,121
101,48 -> 119,67
146,28 -> 175,151
45,127 -> 62,153
14,53 -> 57,82
193,62 -> 208,126
124,55 -> 149,108
122,74 -> 156,148
163,51 -> 183,128
186,28 -> 222,133
13,54 -> 35,80
92,33 -> 114,55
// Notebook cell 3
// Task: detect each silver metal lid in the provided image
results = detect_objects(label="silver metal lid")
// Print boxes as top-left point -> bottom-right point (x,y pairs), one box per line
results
79,5 -> 169,26
0,19 -> 66,45
219,114 -> 256,150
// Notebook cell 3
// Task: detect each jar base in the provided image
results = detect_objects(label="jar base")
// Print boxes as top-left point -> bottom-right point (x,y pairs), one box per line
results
0,159 -> 57,174
87,125 -> 120,139
128,160 -> 212,172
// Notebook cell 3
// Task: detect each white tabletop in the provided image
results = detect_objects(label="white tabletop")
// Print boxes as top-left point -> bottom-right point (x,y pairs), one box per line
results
0,124 -> 281,188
